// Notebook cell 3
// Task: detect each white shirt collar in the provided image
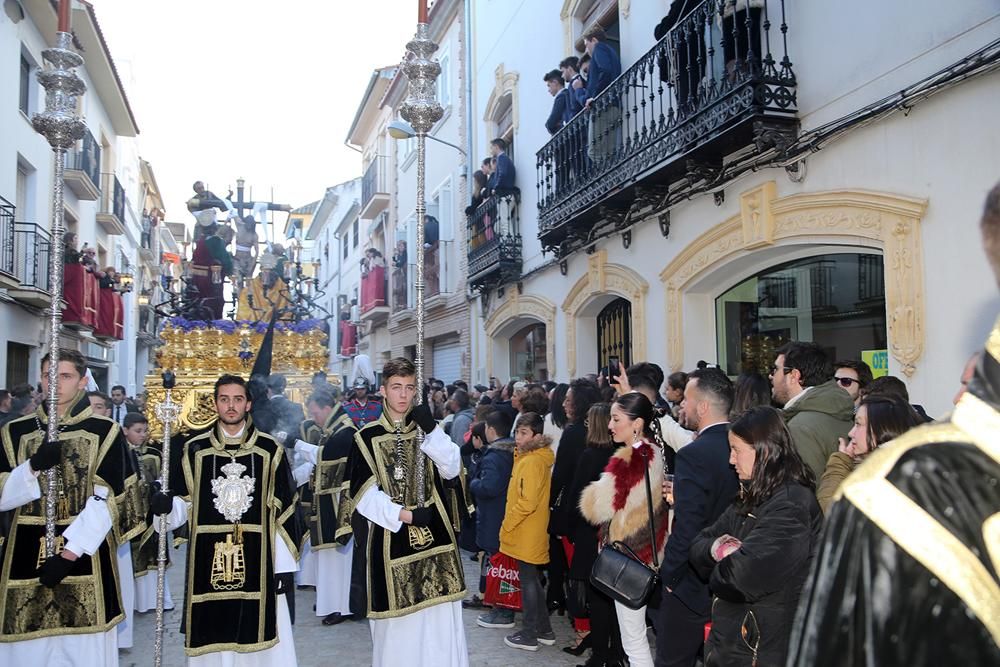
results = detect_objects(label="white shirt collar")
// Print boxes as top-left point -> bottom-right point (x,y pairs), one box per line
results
783,386 -> 812,410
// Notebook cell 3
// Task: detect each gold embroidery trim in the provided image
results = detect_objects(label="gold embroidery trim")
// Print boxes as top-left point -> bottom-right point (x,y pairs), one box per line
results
842,475 -> 1000,644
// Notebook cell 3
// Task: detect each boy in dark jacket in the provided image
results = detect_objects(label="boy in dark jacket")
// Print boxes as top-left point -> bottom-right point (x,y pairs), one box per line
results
472,409 -> 517,629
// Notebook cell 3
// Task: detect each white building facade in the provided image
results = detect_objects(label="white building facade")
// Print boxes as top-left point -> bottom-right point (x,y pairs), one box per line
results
1,0 -> 146,394
304,178 -> 362,381
384,0 -> 471,384
467,0 -> 1000,417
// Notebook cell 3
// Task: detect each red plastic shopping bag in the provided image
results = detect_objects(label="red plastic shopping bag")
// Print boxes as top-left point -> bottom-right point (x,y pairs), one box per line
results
483,552 -> 522,611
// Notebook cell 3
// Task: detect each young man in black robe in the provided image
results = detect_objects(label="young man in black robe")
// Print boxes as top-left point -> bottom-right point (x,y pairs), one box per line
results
152,374 -> 299,664
291,386 -> 357,625
0,350 -> 143,664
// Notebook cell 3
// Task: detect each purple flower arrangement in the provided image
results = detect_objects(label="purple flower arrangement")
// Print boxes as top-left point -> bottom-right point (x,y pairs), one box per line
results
167,317 -> 324,334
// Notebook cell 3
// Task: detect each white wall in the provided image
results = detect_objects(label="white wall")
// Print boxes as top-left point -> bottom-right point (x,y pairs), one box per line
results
1,6 -> 143,394
468,0 -> 1000,418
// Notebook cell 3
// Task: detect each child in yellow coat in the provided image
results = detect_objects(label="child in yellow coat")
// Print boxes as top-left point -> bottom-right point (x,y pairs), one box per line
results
499,412 -> 555,652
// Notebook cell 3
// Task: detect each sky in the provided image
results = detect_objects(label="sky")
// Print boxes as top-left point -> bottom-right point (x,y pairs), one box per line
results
91,0 -> 417,232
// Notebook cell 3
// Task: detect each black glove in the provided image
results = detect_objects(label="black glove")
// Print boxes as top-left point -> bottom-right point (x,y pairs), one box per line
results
408,404 -> 437,433
409,506 -> 434,527
275,572 -> 294,595
38,554 -> 75,588
150,481 -> 173,516
29,438 -> 61,472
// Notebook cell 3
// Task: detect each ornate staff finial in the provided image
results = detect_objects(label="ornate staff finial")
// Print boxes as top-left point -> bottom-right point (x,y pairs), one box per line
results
399,1 -> 444,504
153,371 -> 180,667
32,16 -> 87,557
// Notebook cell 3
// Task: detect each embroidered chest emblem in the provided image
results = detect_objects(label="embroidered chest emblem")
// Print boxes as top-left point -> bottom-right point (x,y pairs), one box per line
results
211,461 -> 255,522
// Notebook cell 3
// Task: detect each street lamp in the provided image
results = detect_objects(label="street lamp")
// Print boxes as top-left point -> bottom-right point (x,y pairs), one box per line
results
388,119 -> 466,156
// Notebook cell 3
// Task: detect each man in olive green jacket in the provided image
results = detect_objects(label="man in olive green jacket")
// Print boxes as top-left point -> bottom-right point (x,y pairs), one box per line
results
771,342 -> 855,479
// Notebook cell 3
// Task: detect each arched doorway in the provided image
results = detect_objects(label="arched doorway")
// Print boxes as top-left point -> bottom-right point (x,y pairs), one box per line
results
715,252 -> 887,376
596,297 -> 631,372
508,323 -> 549,381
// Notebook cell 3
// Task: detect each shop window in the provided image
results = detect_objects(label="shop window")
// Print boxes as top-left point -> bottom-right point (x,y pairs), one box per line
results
715,253 -> 888,376
597,297 -> 631,373
509,323 -> 548,382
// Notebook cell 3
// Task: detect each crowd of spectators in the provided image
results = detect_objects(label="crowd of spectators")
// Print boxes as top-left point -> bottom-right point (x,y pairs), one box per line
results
406,335 -> 970,665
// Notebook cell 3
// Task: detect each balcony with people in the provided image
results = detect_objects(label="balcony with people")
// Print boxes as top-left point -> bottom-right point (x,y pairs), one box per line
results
466,136 -> 522,290
62,231 -> 99,330
97,172 -> 126,235
536,0 -> 797,255
467,190 -> 522,291
360,246 -> 389,323
139,208 -> 161,263
338,311 -> 358,357
64,130 -> 101,201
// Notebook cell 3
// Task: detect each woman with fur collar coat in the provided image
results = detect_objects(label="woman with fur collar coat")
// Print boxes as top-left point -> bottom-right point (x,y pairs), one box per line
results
580,393 -> 670,667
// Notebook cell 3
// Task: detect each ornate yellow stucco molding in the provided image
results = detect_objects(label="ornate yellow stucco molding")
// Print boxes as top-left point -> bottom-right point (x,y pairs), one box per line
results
484,291 -> 557,380
483,63 -> 519,133
561,0 -> 628,53
659,182 -> 927,375
562,249 -> 649,378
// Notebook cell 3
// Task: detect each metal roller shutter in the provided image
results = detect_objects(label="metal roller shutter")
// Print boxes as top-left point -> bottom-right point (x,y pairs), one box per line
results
432,338 -> 462,384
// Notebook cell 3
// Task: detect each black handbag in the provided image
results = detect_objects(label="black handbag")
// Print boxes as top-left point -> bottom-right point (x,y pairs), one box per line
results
589,449 -> 660,610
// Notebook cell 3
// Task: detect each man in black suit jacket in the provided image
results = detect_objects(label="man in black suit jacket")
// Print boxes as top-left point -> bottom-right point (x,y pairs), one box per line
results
655,368 -> 739,667
544,69 -> 569,135
487,137 -> 516,196
266,373 -> 306,444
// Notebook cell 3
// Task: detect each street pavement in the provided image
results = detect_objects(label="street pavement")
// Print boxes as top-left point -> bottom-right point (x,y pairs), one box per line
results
126,546 -> 594,666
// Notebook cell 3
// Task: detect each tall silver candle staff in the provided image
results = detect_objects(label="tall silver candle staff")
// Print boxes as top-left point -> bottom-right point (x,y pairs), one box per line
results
32,8 -> 87,556
153,371 -> 180,667
400,0 -> 443,503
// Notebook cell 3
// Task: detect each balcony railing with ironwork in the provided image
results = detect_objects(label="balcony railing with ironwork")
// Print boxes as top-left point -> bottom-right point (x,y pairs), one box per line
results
12,222 -> 51,292
467,192 -> 522,290
66,130 -> 101,200
361,159 -> 390,219
98,172 -> 126,234
536,0 -> 796,253
0,196 -> 14,282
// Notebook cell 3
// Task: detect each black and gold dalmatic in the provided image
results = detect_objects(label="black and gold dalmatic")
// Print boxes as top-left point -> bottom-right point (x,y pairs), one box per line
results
131,442 -> 165,575
302,406 -> 356,550
0,393 -> 144,641
174,418 -> 298,656
789,316 -> 1000,665
349,412 -> 467,619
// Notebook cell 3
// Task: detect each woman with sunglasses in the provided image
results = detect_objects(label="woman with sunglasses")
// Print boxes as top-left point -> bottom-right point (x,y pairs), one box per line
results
816,393 -> 923,513
690,406 -> 822,667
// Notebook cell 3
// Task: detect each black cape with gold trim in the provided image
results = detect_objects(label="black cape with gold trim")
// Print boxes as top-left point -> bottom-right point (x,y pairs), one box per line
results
0,393 -> 144,641
306,406 -> 356,550
788,318 -> 1000,665
131,442 -> 165,574
348,411 -> 466,619
173,418 -> 299,656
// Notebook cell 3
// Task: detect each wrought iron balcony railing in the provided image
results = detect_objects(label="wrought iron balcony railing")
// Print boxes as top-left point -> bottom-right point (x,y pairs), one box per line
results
361,159 -> 390,219
467,191 -> 522,290
536,0 -> 796,252
0,196 -> 14,280
66,129 -> 101,200
98,172 -> 126,233
12,222 -> 51,292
